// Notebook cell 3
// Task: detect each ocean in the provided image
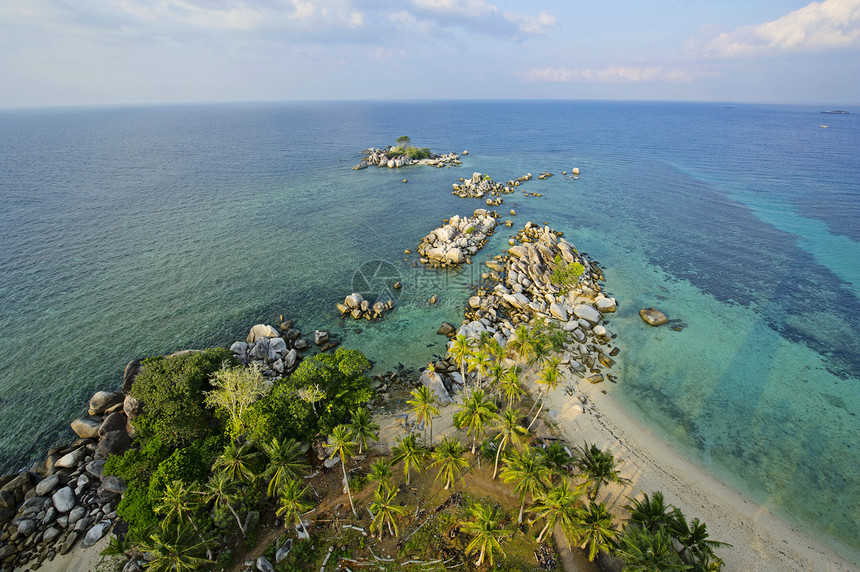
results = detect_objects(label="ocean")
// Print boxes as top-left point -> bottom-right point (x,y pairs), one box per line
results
0,100 -> 857,561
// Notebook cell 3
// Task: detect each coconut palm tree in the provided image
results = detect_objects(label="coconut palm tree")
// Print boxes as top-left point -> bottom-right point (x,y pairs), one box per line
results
460,502 -> 509,568
669,508 -> 731,567
261,436 -> 309,498
506,324 -> 535,364
276,477 -> 312,537
212,441 -> 259,484
616,527 -> 690,572
499,365 -> 525,409
407,386 -> 439,446
531,477 -> 585,543
468,349 -> 492,390
391,433 -> 429,485
347,408 -> 379,454
528,337 -> 554,370
139,524 -> 213,572
500,445 -> 552,524
430,436 -> 469,490
324,424 -> 358,518
155,480 -> 211,559
574,443 -> 630,501
369,487 -> 406,539
368,458 -> 394,495
527,356 -> 562,429
199,471 -> 246,536
454,388 -> 499,455
492,409 -> 528,480
450,333 -> 474,386
573,500 -> 619,562
625,491 -> 674,533
540,441 -> 572,485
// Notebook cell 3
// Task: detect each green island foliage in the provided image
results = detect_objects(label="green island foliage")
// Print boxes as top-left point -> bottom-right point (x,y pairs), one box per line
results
129,348 -> 236,448
550,254 -> 585,295
389,146 -> 433,160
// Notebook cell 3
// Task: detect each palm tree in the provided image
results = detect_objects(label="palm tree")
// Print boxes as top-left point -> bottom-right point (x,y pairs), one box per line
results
573,500 -> 619,562
492,409 -> 528,480
155,480 -> 211,559
347,408 -> 379,454
625,491 -> 674,533
506,324 -> 535,365
616,527 -> 691,572
368,458 -> 394,495
454,388 -> 499,455
430,436 -> 469,490
574,443 -> 630,501
531,477 -> 584,543
450,333 -> 474,386
139,524 -> 213,572
391,433 -> 429,485
460,503 -> 508,568
468,349 -> 492,390
324,424 -> 359,518
407,386 -> 439,446
527,356 -> 562,429
669,508 -> 731,567
276,477 -> 312,537
369,487 -> 406,539
500,445 -> 552,524
199,471 -> 245,536
528,337 -> 553,370
261,436 -> 309,498
212,441 -> 259,484
499,365 -> 525,409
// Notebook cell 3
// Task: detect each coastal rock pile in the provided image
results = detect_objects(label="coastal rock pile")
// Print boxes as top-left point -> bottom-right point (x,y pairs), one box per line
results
0,388 -> 130,569
336,293 -> 395,321
230,322 -> 336,378
450,222 -> 620,384
352,147 -> 461,170
451,172 -> 533,199
417,209 -> 499,268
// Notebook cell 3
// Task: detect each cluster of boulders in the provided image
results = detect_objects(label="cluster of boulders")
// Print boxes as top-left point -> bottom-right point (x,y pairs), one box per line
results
0,389 -> 133,570
451,172 -> 533,198
450,222 -> 620,387
336,293 -> 395,321
417,209 -> 499,268
352,148 -> 461,170
229,322 -> 338,378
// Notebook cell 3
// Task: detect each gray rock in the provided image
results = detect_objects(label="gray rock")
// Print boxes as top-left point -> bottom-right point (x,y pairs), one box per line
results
82,521 -> 111,548
284,349 -> 298,370
230,341 -> 248,355
0,489 -> 14,510
70,416 -> 102,439
639,307 -> 668,326
444,247 -> 465,265
275,538 -> 293,563
256,555 -> 275,572
43,526 -> 62,543
272,359 -> 284,374
89,391 -> 124,416
595,296 -> 617,313
60,531 -> 80,555
40,506 -> 57,525
123,395 -> 143,419
52,487 -> 76,513
573,304 -> 602,324
17,518 -> 36,535
95,430 -> 131,459
74,516 -> 91,531
122,359 -> 143,394
268,337 -> 287,354
314,330 -> 329,345
101,476 -> 127,494
54,447 -> 86,469
85,460 -> 107,479
98,411 -> 128,438
323,456 -> 340,469
419,369 -> 451,406
68,506 -> 86,525
294,338 -> 309,351
549,302 -> 568,321
0,543 -> 17,558
35,474 -> 61,497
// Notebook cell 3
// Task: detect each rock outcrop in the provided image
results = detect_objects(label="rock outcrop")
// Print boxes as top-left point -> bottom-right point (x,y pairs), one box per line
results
352,147 -> 460,170
336,293 -> 395,321
417,209 -> 498,268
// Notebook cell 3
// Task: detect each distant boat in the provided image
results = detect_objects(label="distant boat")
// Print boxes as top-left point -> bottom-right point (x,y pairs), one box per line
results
820,125 -> 828,128
821,110 -> 849,114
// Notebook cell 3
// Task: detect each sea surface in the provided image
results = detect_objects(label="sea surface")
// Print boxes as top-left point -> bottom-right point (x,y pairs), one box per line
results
0,100 -> 858,562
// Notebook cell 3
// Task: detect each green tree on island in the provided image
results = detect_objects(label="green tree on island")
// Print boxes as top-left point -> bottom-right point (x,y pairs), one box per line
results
531,477 -> 584,543
346,407 -> 379,454
212,441 -> 259,484
203,362 -> 270,438
138,524 -> 213,572
491,409 -> 528,480
430,436 -> 469,490
454,388 -> 499,455
450,333 -> 474,388
369,487 -> 406,539
625,491 -> 674,533
276,477 -> 312,537
200,471 -> 246,537
154,480 -> 212,560
500,445 -> 552,525
460,502 -> 509,568
261,436 -> 308,498
407,385 -> 439,446
392,433 -> 429,485
324,424 -> 359,518
616,527 -> 690,571
574,443 -> 630,501
572,500 -> 619,562
396,135 -> 411,148
368,458 -> 394,495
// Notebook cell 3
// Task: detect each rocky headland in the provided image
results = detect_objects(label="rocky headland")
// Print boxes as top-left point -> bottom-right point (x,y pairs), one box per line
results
352,147 -> 461,170
416,209 -> 499,268
451,171 -> 533,199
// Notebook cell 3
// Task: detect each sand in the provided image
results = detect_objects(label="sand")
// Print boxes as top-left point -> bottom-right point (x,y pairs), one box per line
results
18,534 -> 112,572
538,370 -> 859,572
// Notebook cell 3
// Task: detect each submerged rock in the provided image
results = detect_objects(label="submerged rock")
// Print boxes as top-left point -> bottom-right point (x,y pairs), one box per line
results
639,307 -> 668,326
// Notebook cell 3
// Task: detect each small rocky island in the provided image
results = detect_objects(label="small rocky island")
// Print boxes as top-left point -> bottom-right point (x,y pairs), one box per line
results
417,209 -> 499,268
352,136 -> 461,170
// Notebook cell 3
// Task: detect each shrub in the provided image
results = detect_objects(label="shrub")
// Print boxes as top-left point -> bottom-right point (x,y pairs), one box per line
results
130,348 -> 236,448
549,254 -> 585,296
147,433 -> 228,506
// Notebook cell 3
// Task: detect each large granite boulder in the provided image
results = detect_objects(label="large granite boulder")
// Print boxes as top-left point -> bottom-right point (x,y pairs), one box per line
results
122,359 -> 143,394
54,447 -> 86,469
70,415 -> 103,439
98,411 -> 128,438
89,391 -> 125,416
573,304 -> 602,325
82,521 -> 111,548
639,307 -> 668,326
246,324 -> 279,344
123,395 -> 143,420
95,430 -> 131,460
52,487 -> 76,513
419,369 -> 451,406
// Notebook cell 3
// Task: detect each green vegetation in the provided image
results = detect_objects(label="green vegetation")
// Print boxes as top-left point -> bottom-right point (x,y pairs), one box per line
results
550,253 -> 585,294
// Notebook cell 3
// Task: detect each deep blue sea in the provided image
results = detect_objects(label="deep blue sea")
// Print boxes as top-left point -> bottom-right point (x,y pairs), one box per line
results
1,101 -> 858,561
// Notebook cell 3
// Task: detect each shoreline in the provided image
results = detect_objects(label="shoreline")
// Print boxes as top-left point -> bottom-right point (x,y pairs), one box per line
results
540,369 -> 859,571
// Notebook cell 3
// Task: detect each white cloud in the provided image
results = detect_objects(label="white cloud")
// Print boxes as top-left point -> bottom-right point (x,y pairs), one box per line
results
504,9 -> 556,36
408,0 -> 556,39
411,0 -> 498,18
707,0 -> 860,57
520,65 -> 714,84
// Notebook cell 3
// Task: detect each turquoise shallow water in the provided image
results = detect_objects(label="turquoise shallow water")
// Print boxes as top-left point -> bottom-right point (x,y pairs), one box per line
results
0,101 -> 857,562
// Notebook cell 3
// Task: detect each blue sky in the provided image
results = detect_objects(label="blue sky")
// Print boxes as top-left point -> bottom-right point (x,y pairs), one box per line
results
1,0 -> 858,107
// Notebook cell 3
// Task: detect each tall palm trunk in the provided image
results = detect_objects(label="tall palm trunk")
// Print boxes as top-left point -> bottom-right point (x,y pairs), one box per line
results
341,461 -> 357,518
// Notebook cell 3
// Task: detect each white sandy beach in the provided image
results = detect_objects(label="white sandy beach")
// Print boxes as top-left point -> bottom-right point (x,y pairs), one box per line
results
538,370 -> 859,572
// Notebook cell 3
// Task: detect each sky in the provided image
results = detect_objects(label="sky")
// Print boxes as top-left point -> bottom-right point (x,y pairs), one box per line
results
1,0 -> 859,107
